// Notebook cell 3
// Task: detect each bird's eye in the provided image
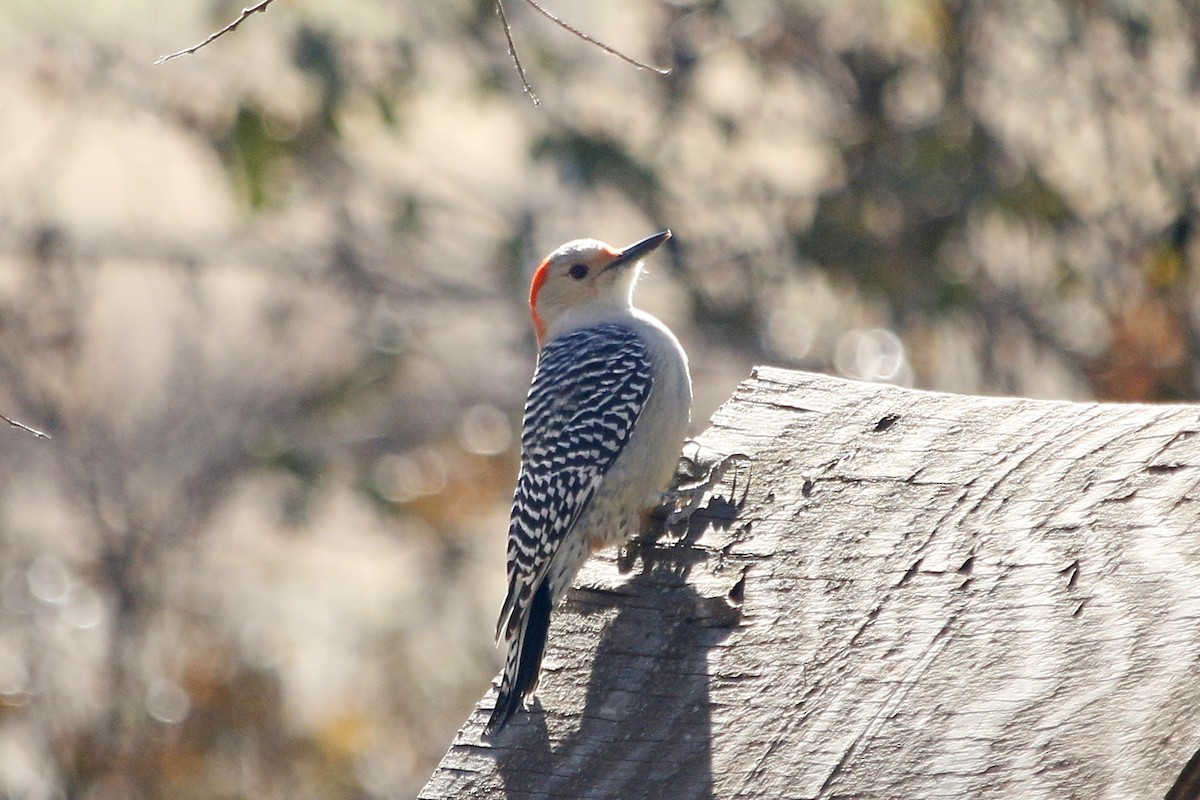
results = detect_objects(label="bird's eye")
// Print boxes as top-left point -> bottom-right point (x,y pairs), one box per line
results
568,263 -> 589,280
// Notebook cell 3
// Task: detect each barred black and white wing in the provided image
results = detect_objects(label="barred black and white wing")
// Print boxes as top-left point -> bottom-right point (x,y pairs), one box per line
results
486,323 -> 653,734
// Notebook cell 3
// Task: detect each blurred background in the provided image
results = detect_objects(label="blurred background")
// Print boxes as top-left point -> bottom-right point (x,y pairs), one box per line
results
0,0 -> 1198,796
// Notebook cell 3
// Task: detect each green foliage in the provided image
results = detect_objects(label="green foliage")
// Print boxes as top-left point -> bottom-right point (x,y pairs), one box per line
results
220,104 -> 292,209
293,25 -> 344,136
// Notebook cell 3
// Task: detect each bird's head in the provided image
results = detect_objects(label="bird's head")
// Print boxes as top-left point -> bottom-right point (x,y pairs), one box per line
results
528,230 -> 671,347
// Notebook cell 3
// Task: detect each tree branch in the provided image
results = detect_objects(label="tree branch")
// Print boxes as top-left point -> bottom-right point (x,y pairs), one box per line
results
155,0 -> 277,65
496,0 -> 539,107
520,0 -> 670,75
1,412 -> 49,439
497,0 -> 670,106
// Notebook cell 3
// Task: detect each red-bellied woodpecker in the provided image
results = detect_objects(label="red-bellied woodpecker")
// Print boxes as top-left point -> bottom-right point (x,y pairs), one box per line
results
486,229 -> 692,735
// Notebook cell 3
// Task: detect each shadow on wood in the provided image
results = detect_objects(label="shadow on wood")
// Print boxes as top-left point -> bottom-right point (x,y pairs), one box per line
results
491,563 -> 733,799
421,366 -> 1200,799
430,486 -> 746,800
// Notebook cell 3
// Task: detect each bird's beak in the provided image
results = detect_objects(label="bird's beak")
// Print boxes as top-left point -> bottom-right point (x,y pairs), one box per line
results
607,229 -> 672,271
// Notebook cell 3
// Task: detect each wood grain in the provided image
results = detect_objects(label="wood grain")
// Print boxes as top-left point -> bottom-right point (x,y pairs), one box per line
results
421,366 -> 1200,799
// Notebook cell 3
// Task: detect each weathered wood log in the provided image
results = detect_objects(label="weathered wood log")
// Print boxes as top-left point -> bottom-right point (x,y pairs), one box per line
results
420,366 -> 1200,800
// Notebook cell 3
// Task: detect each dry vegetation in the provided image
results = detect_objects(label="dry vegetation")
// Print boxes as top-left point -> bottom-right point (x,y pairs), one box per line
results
0,0 -> 1198,797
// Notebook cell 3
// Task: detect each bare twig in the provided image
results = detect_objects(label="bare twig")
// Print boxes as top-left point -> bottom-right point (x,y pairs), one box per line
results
1,413 -> 50,440
497,0 -> 540,107
496,0 -> 670,106
520,0 -> 670,75
155,0 -> 277,65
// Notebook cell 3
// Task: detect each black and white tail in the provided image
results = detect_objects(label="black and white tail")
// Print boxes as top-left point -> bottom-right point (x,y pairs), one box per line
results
485,581 -> 552,735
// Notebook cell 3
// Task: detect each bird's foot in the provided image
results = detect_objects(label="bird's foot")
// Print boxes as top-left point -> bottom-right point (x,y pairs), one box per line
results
658,452 -> 752,539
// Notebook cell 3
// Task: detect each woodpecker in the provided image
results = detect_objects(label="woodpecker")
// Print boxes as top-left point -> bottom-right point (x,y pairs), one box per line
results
486,229 -> 692,735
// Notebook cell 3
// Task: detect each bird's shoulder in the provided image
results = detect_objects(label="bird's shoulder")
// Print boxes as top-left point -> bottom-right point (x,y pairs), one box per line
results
535,321 -> 651,376
543,319 -> 645,350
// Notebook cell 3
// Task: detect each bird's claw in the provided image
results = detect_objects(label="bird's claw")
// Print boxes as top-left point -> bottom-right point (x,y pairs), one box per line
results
660,452 -> 752,534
